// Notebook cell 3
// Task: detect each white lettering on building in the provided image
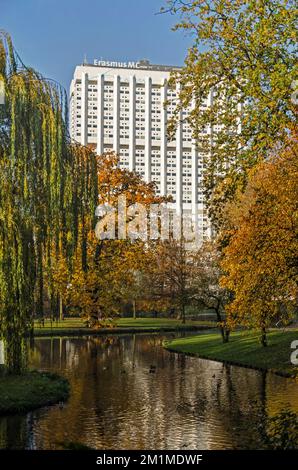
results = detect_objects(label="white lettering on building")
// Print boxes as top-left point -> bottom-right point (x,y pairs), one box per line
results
93,59 -> 141,69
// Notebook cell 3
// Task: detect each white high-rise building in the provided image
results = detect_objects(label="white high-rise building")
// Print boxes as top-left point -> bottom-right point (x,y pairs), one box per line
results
69,59 -> 212,240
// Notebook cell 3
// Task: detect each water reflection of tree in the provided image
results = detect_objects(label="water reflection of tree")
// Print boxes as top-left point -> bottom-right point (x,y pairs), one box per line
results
2,335 -> 297,449
193,364 -> 267,449
0,413 -> 36,450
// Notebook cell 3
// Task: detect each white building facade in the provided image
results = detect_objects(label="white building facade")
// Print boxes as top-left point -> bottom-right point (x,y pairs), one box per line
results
69,59 -> 212,240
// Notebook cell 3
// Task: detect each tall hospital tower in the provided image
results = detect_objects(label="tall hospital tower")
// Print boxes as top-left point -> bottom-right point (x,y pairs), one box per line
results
69,59 -> 212,240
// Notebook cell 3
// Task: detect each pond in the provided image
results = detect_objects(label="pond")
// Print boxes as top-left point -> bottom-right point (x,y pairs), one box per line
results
0,332 -> 297,449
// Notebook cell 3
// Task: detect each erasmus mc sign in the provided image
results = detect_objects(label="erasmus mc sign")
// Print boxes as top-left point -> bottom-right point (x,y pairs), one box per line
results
94,59 -> 141,69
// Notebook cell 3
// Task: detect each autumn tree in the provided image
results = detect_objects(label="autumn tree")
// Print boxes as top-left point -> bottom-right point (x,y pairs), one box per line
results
116,247 -> 151,319
192,242 -> 230,342
164,0 -> 297,226
142,239 -> 230,326
52,152 -> 166,326
60,236 -> 129,327
142,238 -> 198,323
221,138 -> 298,346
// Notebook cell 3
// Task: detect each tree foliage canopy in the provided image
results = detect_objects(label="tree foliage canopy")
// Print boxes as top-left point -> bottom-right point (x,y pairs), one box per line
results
165,0 -> 297,224
221,138 -> 298,342
52,153 -> 165,326
0,32 -> 98,372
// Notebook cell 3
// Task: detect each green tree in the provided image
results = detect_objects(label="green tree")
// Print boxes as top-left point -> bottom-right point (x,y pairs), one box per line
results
258,407 -> 298,450
164,0 -> 297,226
0,33 -> 98,373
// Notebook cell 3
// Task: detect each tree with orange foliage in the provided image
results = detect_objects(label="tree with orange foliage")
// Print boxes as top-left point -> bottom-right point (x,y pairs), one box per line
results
52,152 -> 167,326
221,140 -> 298,346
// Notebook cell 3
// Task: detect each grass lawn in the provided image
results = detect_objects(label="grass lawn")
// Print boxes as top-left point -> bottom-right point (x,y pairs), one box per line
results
0,370 -> 69,415
164,329 -> 298,376
118,317 -> 213,328
33,317 -> 215,336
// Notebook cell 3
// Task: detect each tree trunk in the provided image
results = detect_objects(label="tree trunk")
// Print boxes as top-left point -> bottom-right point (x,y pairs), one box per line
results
59,296 -> 64,322
132,299 -> 136,319
223,328 -> 230,343
181,304 -> 186,324
4,329 -> 27,375
260,326 -> 267,347
215,306 -> 229,343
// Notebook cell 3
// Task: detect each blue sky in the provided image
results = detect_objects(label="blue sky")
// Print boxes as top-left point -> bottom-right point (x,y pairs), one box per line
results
1,0 -> 191,93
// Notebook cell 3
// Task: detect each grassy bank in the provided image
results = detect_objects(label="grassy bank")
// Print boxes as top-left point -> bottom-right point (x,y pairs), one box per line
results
0,370 -> 69,415
33,317 -> 215,337
164,329 -> 298,377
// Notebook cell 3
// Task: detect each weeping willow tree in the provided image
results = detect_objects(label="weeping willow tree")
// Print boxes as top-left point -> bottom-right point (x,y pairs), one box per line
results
0,32 -> 98,374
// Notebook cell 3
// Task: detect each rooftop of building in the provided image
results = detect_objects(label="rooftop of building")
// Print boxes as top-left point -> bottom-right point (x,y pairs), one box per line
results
79,58 -> 182,72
